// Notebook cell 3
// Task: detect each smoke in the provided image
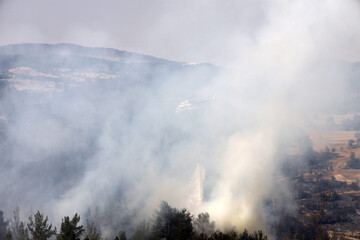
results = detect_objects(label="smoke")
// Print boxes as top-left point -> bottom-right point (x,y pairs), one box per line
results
0,0 -> 360,238
0,0 -> 268,65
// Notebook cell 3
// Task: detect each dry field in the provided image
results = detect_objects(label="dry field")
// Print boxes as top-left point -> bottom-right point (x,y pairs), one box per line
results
307,129 -> 360,182
303,127 -> 360,238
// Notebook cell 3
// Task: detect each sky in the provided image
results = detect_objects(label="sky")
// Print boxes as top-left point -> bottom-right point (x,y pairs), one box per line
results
1,1 -> 360,65
0,0 -> 282,65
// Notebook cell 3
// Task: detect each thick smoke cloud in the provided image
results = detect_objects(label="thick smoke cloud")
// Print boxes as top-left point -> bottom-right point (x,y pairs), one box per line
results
0,0 -> 360,238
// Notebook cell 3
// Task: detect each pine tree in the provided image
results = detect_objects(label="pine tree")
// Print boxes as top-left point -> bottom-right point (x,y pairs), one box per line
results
6,230 -> 13,240
83,220 -> 101,240
11,207 -> 30,240
132,221 -> 150,240
57,214 -> 84,240
194,212 -> 215,237
114,230 -> 126,240
0,210 -> 10,239
152,201 -> 194,240
27,211 -> 56,240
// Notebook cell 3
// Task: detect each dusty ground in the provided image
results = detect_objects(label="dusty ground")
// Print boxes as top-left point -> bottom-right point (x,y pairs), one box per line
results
298,124 -> 360,239
307,130 -> 357,151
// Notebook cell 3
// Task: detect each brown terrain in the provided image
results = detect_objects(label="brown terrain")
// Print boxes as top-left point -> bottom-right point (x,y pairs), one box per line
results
289,126 -> 360,239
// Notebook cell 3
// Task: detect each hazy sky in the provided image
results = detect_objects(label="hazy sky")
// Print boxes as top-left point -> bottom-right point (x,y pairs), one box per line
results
0,0 -> 268,64
1,0 -> 360,65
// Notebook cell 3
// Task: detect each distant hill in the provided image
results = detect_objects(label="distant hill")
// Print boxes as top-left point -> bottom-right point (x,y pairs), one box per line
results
0,43 -> 220,219
0,43 -> 217,92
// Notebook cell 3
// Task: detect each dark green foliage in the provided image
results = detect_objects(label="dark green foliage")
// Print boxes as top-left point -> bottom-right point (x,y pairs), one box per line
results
194,213 -> 215,237
11,207 -> 30,240
0,205 -> 273,240
27,211 -> 56,240
251,230 -> 267,240
238,229 -> 249,240
318,146 -> 333,164
349,182 -> 360,190
83,220 -> 101,240
6,230 -> 13,240
209,230 -> 237,240
275,213 -> 329,240
197,233 -> 209,240
350,152 -> 356,161
207,229 -> 266,240
57,213 -> 84,240
354,199 -> 360,209
320,210 -> 352,224
114,230 -> 126,240
347,152 -> 360,169
152,201 -> 194,240
132,221 -> 151,240
355,132 -> 360,144
320,191 -> 341,202
0,210 -> 10,240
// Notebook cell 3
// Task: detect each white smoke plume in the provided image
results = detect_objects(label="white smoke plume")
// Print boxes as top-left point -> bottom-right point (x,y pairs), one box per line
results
0,0 -> 360,238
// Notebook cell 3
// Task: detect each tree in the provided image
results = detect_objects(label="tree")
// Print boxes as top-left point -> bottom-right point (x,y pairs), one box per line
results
348,152 -> 360,169
348,139 -> 355,148
57,214 -> 84,240
114,230 -> 126,240
350,152 -> 356,161
349,182 -> 360,191
355,131 -> 360,140
0,210 -> 10,239
132,220 -> 150,240
194,212 -> 215,237
152,201 -> 194,240
83,220 -> 101,240
6,230 -> 13,240
11,207 -> 30,240
27,211 -> 56,240
354,132 -> 360,145
209,230 -> 238,240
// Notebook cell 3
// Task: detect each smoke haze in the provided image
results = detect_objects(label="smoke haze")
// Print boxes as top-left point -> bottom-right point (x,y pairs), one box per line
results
1,0 -> 360,238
